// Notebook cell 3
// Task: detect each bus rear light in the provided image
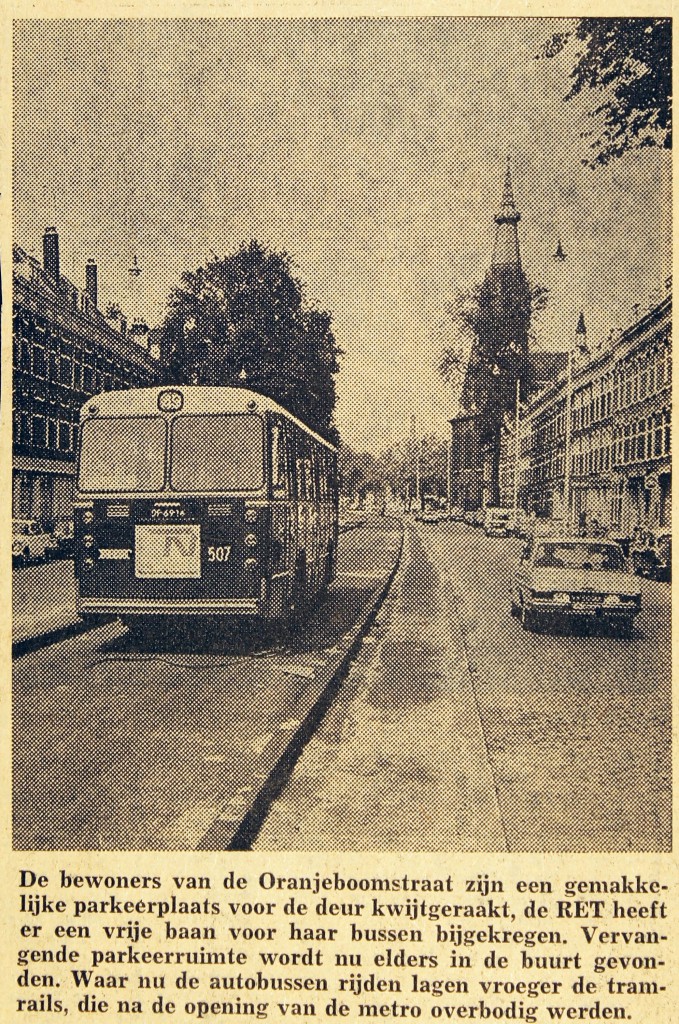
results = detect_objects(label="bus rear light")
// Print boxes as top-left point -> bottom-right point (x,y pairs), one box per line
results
83,535 -> 94,548
83,557 -> 95,569
244,533 -> 257,548
244,508 -> 258,523
244,557 -> 258,569
82,510 -> 94,524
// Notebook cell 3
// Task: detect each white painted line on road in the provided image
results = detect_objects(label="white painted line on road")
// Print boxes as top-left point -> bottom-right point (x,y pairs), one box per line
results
280,664 -> 316,679
250,733 -> 275,755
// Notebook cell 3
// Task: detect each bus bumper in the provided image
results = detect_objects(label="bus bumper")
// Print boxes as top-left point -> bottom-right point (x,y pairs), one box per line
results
77,596 -> 262,617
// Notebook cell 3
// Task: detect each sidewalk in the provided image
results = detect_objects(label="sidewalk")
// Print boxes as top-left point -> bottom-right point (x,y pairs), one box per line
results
255,524 -> 507,850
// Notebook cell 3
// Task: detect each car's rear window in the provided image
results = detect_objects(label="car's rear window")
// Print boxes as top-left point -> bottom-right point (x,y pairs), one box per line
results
533,542 -> 624,571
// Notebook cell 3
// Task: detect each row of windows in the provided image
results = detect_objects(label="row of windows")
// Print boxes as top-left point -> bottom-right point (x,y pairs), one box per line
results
573,443 -> 612,477
13,318 -> 154,394
272,417 -> 337,502
520,407 -> 671,484
572,337 -> 671,430
612,410 -> 671,467
524,332 -> 671,449
528,404 -> 566,455
14,411 -> 76,453
525,452 -> 566,486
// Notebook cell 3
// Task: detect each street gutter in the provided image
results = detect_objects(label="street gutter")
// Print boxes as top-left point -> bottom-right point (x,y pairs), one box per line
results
12,617 -> 109,660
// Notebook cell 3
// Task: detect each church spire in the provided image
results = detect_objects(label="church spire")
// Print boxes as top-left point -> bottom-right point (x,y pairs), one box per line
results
492,156 -> 522,268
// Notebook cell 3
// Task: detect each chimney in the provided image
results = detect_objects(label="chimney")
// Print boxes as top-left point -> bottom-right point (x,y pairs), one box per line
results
43,227 -> 60,282
85,258 -> 98,308
119,315 -> 127,337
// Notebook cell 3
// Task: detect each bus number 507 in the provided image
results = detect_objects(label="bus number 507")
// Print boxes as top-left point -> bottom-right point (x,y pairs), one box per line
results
207,545 -> 232,563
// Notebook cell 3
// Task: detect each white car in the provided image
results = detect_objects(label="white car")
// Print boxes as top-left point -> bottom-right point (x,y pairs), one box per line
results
511,536 -> 641,635
12,519 -> 57,566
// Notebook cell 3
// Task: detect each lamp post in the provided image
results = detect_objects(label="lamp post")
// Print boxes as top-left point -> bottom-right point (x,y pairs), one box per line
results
513,377 -> 520,514
415,441 -> 421,508
564,312 -> 588,527
564,346 -> 573,526
128,255 -> 141,320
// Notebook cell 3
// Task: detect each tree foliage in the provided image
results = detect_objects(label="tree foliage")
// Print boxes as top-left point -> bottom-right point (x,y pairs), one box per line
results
439,267 -> 548,442
159,240 -> 341,443
438,266 -> 547,504
339,434 -> 449,505
539,18 -> 671,167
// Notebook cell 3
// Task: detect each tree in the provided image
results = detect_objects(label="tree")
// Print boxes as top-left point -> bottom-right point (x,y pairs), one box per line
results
438,267 -> 548,505
338,444 -> 382,501
159,240 -> 341,442
539,18 -> 671,167
339,433 -> 449,507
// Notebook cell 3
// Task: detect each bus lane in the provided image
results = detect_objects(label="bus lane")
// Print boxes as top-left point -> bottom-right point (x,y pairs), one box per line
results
12,517 -> 402,851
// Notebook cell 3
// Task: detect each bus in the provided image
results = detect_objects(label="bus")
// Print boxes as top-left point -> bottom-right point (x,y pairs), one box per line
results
74,386 -> 339,627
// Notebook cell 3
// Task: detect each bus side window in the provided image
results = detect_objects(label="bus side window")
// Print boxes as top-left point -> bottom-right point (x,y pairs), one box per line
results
307,451 -> 318,501
296,459 -> 304,499
271,420 -> 288,497
327,453 -> 338,501
296,434 -> 307,500
317,452 -> 327,501
296,437 -> 313,501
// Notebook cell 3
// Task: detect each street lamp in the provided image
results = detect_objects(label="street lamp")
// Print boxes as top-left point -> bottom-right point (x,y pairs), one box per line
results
564,312 -> 588,526
128,255 -> 142,321
415,440 -> 421,508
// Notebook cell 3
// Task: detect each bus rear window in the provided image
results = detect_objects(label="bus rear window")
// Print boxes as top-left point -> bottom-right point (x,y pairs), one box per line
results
170,414 -> 265,492
78,417 -> 166,492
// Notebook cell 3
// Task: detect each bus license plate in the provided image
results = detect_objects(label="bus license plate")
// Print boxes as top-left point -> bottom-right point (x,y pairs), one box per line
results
135,524 -> 202,579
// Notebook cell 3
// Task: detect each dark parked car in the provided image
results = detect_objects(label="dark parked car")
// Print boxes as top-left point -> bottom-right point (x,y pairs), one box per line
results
630,529 -> 671,582
12,519 -> 57,565
52,518 -> 75,557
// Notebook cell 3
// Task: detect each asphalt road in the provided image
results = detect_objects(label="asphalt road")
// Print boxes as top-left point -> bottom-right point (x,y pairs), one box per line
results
420,520 -> 671,851
256,519 -> 671,852
12,518 -> 402,850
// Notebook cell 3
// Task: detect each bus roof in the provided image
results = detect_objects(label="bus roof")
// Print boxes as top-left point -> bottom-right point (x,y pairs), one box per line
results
79,386 -> 338,451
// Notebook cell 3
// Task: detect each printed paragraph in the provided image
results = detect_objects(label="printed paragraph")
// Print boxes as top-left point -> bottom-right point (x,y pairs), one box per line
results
14,869 -> 671,1022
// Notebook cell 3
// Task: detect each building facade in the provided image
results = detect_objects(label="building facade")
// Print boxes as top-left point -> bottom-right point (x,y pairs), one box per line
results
13,228 -> 160,523
448,412 -> 485,510
499,291 -> 672,534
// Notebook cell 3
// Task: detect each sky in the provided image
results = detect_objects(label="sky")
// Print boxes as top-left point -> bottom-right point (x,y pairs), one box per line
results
13,18 -> 671,450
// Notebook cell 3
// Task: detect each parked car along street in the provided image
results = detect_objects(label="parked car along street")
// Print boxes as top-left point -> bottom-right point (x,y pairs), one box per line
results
511,535 -> 641,635
12,519 -> 57,566
630,528 -> 672,582
484,506 -> 512,536
52,518 -> 75,558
